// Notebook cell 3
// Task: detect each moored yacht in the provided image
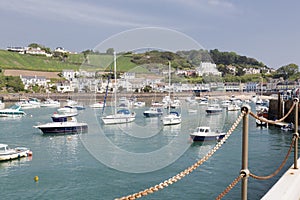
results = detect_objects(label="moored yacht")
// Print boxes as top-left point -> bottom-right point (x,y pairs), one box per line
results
143,107 -> 163,117
0,144 -> 32,161
0,104 -> 26,118
34,115 -> 88,134
190,126 -> 225,142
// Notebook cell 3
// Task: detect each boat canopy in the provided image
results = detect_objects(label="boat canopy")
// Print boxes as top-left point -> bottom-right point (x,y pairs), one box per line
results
170,111 -> 180,116
117,109 -> 131,115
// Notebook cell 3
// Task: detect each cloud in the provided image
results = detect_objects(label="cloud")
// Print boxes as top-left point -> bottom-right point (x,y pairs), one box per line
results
0,0 -> 158,27
166,0 -> 237,15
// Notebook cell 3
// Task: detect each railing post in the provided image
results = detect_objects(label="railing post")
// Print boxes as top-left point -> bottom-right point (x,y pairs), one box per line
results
241,105 -> 251,200
294,98 -> 299,169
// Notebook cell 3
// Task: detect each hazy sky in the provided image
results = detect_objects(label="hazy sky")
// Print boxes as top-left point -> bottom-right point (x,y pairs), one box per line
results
0,0 -> 299,69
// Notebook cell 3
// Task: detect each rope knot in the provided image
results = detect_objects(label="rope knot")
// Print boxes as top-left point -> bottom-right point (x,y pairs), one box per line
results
240,169 -> 250,178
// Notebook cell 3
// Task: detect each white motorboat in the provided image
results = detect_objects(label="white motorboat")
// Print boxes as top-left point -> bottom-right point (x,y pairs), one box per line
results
227,103 -> 240,111
57,106 -> 78,115
198,98 -> 209,106
40,98 -> 60,108
162,111 -> 181,126
143,107 -> 163,117
190,126 -> 225,142
221,100 -> 231,108
0,144 -> 32,161
90,101 -> 104,108
34,116 -> 88,134
0,104 -> 26,118
205,104 -> 222,114
133,101 -> 146,107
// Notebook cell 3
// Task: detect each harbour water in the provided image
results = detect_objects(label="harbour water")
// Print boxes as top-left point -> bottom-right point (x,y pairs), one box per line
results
0,103 -> 297,199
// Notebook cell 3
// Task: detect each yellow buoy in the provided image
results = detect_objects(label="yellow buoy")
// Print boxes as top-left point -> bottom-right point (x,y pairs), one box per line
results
34,176 -> 39,182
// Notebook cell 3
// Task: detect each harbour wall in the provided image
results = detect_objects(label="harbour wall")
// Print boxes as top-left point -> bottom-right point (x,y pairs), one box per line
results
268,94 -> 299,124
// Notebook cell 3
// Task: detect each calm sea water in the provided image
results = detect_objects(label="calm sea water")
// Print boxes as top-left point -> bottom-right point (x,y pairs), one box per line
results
0,103 -> 297,200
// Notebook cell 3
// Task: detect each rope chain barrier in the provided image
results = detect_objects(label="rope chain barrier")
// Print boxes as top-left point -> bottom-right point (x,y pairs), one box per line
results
115,111 -> 246,200
250,101 -> 296,125
249,136 -> 296,180
215,174 -> 244,200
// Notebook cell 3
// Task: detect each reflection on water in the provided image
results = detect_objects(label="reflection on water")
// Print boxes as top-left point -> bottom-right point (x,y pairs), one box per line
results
0,156 -> 32,172
0,103 -> 298,199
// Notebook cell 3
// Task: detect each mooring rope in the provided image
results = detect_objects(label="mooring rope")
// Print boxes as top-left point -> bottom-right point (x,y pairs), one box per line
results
249,136 -> 296,180
115,111 -> 246,200
215,174 -> 244,200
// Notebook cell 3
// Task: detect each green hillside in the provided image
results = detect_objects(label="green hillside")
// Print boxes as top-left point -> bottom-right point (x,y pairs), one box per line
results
0,50 -> 139,72
0,48 -> 269,75
0,50 -> 82,71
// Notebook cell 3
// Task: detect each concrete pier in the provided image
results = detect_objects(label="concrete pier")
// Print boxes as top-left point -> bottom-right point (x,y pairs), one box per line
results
262,158 -> 300,200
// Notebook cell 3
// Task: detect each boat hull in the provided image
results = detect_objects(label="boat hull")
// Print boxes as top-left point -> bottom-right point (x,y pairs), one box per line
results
143,112 -> 163,118
190,134 -> 225,142
0,148 -> 32,161
102,116 -> 135,124
34,122 -> 88,134
206,110 -> 222,114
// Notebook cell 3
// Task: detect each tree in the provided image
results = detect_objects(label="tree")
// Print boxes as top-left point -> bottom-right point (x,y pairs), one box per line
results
106,48 -> 115,55
276,63 -> 299,80
143,85 -> 152,92
5,76 -> 24,92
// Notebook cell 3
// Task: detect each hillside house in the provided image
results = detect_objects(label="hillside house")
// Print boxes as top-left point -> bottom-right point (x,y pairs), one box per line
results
20,75 -> 48,90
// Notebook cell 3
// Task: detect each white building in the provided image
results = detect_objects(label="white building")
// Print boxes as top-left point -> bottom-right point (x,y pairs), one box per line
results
20,75 -> 48,90
62,70 -> 79,81
196,62 -> 222,76
243,68 -> 261,75
56,81 -> 74,93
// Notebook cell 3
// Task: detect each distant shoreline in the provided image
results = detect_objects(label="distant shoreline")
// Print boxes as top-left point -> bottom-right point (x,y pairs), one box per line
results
0,91 -> 272,103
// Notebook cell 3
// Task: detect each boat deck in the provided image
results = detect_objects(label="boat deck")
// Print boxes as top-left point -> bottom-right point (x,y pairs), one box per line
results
262,158 -> 300,200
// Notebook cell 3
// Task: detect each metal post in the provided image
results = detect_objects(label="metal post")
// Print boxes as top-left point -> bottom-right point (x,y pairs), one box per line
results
241,105 -> 250,200
294,98 -> 299,169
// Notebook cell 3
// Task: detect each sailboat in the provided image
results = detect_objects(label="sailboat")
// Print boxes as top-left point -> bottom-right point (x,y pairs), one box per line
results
101,52 -> 136,125
162,61 -> 181,126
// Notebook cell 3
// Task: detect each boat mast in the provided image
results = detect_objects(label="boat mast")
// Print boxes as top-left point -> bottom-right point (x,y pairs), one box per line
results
168,61 -> 171,114
114,51 -> 117,115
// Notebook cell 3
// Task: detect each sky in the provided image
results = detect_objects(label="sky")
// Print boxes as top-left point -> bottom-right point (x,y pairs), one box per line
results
0,0 -> 299,69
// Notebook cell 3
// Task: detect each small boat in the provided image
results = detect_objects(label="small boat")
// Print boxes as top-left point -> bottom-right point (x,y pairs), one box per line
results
281,123 -> 294,131
57,106 -> 78,115
151,101 -> 164,107
0,144 -> 32,161
171,99 -> 181,109
0,104 -> 26,118
40,98 -> 60,108
0,100 -> 5,109
51,112 -> 78,122
162,111 -> 181,126
101,52 -> 136,125
188,108 -> 197,113
205,104 -> 222,114
221,100 -> 231,108
227,103 -> 240,111
28,97 -> 41,108
143,107 -> 163,117
190,126 -> 225,142
16,98 -> 37,109
90,102 -> 104,108
102,109 -> 136,124
133,101 -> 146,107
34,116 -> 88,134
256,118 -> 268,126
